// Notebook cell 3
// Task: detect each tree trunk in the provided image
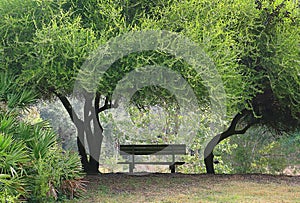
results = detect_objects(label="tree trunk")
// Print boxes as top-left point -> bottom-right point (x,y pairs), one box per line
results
204,109 -> 257,174
76,122 -> 89,172
90,93 -> 104,173
204,153 -> 215,174
55,92 -> 106,174
204,134 -> 222,174
83,94 -> 103,174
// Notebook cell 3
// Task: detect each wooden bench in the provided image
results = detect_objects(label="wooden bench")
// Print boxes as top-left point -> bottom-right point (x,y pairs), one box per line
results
118,144 -> 186,173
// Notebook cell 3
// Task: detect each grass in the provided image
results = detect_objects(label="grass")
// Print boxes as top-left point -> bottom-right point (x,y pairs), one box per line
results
68,173 -> 300,203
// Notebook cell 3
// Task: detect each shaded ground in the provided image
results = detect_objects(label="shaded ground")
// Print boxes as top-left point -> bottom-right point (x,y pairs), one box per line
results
74,173 -> 300,203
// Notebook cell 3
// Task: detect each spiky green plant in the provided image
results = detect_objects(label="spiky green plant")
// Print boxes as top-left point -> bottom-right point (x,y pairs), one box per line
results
0,134 -> 28,201
0,72 -> 85,201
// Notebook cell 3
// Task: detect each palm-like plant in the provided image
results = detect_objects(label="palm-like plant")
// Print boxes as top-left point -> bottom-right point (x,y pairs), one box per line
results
0,134 -> 29,176
0,134 -> 28,201
0,72 -> 85,201
0,72 -> 37,201
0,73 -> 37,112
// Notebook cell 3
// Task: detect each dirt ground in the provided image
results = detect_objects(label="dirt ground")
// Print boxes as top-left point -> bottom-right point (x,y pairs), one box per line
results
79,173 -> 300,202
85,173 -> 300,189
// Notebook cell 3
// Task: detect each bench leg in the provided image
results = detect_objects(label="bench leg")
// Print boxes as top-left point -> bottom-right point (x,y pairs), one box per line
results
169,164 -> 175,173
129,163 -> 134,173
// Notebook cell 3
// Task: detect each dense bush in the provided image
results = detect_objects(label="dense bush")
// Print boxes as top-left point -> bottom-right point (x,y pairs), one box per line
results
0,73 -> 85,202
214,127 -> 300,174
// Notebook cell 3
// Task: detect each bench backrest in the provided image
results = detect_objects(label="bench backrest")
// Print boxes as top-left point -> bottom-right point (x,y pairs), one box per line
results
119,144 -> 186,155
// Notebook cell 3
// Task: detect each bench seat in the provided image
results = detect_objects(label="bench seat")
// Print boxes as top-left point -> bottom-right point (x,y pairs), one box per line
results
118,144 -> 186,173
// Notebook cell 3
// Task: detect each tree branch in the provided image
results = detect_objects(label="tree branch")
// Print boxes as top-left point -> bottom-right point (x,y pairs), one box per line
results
234,121 -> 258,135
227,109 -> 249,132
97,96 -> 119,113
97,96 -> 109,113
53,91 -> 81,124
94,92 -> 103,132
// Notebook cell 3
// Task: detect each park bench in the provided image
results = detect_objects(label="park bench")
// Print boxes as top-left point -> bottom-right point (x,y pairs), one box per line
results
118,144 -> 186,173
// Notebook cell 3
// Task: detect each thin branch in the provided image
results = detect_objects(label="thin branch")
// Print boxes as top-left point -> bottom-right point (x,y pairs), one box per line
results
97,97 -> 109,113
94,92 -> 103,132
234,119 -> 259,135
97,96 -> 119,113
216,109 -> 260,145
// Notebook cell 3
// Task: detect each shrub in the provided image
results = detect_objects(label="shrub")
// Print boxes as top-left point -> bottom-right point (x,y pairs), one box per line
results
0,73 -> 85,201
0,134 -> 28,202
217,127 -> 299,174
0,115 -> 86,202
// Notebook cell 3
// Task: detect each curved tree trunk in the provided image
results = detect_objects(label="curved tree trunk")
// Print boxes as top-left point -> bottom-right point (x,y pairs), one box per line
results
204,134 -> 222,174
204,109 -> 257,174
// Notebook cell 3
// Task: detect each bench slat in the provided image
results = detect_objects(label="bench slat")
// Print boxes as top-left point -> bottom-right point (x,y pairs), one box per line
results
120,150 -> 186,155
120,144 -> 186,155
120,144 -> 184,148
118,144 -> 186,173
118,161 -> 185,165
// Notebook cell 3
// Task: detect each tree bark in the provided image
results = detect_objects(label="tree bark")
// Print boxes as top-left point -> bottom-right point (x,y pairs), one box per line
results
54,92 -> 90,171
55,92 -> 101,174
204,109 -> 257,174
83,93 -> 103,174
90,92 -> 104,173
76,120 -> 89,172
55,91 -> 116,174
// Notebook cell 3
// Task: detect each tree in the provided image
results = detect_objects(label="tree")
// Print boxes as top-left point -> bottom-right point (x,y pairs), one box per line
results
0,0 -> 172,174
203,0 -> 300,173
1,0 -> 101,173
139,0 -> 300,173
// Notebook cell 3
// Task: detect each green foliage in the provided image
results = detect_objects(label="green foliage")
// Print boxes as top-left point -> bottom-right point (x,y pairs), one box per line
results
0,114 -> 85,201
0,135 -> 27,201
0,73 -> 37,111
0,72 -> 85,201
28,149 -> 85,201
145,0 -> 299,122
66,0 -> 128,35
0,134 -> 29,176
0,0 -> 126,98
21,16 -> 98,97
218,127 -> 300,174
0,174 -> 25,202
0,0 -> 68,73
141,0 -> 259,115
277,132 -> 300,173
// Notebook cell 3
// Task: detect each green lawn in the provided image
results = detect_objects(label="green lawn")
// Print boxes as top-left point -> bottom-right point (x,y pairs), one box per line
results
68,173 -> 300,203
